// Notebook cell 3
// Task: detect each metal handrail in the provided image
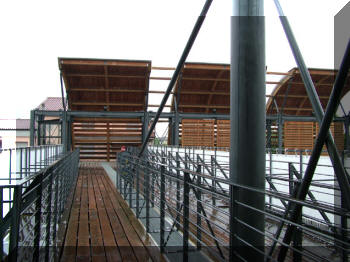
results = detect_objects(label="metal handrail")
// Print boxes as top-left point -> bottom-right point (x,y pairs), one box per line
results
0,148 -> 79,262
116,146 -> 350,261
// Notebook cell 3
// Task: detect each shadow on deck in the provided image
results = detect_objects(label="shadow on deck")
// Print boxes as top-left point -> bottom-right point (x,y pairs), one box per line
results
60,162 -> 163,262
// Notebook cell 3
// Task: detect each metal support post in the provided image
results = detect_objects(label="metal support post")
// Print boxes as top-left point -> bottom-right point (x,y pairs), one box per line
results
129,170 -> 133,207
196,154 -> 202,250
266,119 -> 272,149
183,170 -> 190,262
174,112 -> 180,146
278,114 -> 283,152
151,155 -> 155,207
230,1 -> 265,260
9,185 -> 22,262
34,172 -> 43,260
30,110 -> 36,146
142,112 -> 150,143
45,173 -> 54,261
176,152 -> 181,231
211,155 -> 216,206
67,115 -> 72,151
160,155 -> 166,253
145,160 -> 150,232
61,111 -> 68,153
345,116 -> 350,152
136,160 -> 140,219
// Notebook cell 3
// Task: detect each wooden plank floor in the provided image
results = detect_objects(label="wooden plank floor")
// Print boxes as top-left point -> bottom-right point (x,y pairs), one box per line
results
61,163 -> 162,262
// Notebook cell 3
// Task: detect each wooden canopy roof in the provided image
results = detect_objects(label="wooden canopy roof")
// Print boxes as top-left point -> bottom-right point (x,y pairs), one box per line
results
171,62 -> 230,114
58,58 -> 152,112
266,68 -> 350,116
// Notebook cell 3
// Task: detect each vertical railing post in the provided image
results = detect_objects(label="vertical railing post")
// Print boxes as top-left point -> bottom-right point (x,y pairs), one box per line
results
128,159 -> 133,208
176,152 -> 181,231
151,155 -> 155,208
19,148 -> 23,181
196,154 -> 202,250
160,154 -> 166,253
299,149 -> 303,176
0,188 -> 3,260
288,163 -> 302,261
9,149 -> 12,203
278,114 -> 284,153
211,155 -> 216,206
52,166 -> 60,250
33,172 -> 43,261
268,149 -> 273,209
9,185 -> 22,262
136,158 -> 140,219
145,153 -> 150,233
229,185 -> 239,261
183,155 -> 190,262
45,171 -> 54,261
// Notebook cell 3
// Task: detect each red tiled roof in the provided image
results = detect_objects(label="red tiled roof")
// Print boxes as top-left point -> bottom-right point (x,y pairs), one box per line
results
0,119 -> 30,130
36,97 -> 65,111
16,119 -> 30,130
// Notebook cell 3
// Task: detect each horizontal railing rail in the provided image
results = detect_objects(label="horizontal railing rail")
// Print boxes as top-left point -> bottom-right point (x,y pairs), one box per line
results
116,145 -> 350,261
0,145 -> 64,221
0,148 -> 79,262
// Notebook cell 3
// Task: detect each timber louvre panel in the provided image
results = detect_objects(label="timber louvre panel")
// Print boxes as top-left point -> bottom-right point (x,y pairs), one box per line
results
72,119 -> 142,161
284,121 -> 344,153
181,119 -> 215,147
216,120 -> 230,148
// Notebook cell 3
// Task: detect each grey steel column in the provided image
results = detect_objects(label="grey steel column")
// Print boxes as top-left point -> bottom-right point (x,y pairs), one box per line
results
278,114 -> 283,152
142,112 -> 150,143
174,113 -> 180,146
30,110 -> 35,146
230,0 -> 265,261
61,111 -> 67,153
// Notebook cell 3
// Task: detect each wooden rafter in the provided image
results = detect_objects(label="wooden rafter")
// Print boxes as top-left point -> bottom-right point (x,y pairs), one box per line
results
72,102 -> 144,107
104,65 -> 110,111
205,70 -> 226,113
295,75 -> 331,115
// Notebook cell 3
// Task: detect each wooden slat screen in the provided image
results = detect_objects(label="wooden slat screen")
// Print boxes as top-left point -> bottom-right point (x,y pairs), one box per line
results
181,119 -> 215,147
284,121 -> 344,153
72,118 -> 142,161
284,121 -> 315,150
216,120 -> 230,148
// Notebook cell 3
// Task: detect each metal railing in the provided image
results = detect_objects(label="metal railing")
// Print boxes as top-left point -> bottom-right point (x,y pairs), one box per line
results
0,148 -> 79,262
0,145 -> 64,182
116,145 -> 350,261
0,145 -> 64,219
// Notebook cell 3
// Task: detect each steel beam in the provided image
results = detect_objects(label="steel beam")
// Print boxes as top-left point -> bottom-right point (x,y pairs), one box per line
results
139,0 -> 214,156
277,39 -> 350,261
33,109 -> 346,122
230,1 -> 265,260
278,114 -> 283,152
61,111 -> 68,153
30,110 -> 35,146
142,112 -> 150,143
60,73 -> 66,111
173,112 -> 180,146
273,0 -> 350,209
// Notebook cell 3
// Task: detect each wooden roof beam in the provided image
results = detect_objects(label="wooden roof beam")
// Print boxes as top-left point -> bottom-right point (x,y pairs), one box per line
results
71,102 -> 144,107
65,74 -> 146,79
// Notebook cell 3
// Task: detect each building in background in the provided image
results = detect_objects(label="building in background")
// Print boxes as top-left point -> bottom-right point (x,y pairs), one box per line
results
0,119 -> 30,149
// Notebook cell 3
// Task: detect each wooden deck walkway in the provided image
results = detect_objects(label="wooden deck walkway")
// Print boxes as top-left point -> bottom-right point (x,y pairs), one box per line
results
60,163 -> 162,262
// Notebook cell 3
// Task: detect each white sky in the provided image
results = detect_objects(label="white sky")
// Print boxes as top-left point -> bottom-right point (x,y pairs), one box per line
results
0,0 -> 348,134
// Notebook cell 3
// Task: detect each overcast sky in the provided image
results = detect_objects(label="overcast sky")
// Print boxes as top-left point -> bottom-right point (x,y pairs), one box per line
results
0,0 -> 348,126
